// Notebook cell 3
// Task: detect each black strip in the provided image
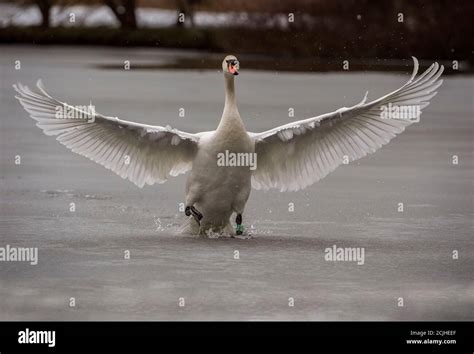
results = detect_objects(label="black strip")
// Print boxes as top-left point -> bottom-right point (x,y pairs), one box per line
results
0,321 -> 472,353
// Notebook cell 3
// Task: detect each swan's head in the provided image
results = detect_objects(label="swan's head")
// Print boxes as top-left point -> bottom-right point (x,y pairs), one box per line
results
223,55 -> 239,76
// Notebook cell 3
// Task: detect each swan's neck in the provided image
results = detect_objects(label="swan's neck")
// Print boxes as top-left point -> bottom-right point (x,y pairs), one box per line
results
218,74 -> 245,131
224,74 -> 237,111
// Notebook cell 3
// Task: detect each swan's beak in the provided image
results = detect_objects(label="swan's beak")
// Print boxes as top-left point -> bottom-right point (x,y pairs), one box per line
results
229,64 -> 239,75
227,59 -> 239,75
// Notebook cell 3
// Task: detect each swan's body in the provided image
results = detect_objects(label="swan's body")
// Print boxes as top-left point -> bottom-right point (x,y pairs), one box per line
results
186,58 -> 253,233
14,56 -> 444,235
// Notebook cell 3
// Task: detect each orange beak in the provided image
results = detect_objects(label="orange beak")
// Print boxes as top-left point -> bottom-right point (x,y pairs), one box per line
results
228,64 -> 239,75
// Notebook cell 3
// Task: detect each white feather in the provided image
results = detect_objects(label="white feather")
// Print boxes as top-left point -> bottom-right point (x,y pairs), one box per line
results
14,81 -> 200,188
249,57 -> 444,192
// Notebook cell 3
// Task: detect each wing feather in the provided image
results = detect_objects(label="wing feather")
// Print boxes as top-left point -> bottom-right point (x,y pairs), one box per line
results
250,57 -> 443,191
14,81 -> 200,188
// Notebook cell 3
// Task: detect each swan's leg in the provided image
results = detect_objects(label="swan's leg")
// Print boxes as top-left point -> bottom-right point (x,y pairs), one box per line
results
235,214 -> 243,235
185,206 -> 191,216
190,206 -> 203,225
185,205 -> 203,225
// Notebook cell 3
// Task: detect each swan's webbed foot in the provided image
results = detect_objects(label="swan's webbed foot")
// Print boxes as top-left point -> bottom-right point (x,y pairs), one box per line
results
236,214 -> 243,235
186,206 -> 203,225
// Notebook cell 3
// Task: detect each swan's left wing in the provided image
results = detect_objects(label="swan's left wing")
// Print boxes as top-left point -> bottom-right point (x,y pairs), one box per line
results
14,80 -> 200,188
249,57 -> 443,191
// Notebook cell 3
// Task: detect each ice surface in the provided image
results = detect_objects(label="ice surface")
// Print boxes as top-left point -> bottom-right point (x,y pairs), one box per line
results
0,46 -> 472,320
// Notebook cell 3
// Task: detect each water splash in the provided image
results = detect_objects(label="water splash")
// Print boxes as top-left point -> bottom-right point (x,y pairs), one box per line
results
153,216 -> 180,233
249,223 -> 273,235
153,217 -> 165,232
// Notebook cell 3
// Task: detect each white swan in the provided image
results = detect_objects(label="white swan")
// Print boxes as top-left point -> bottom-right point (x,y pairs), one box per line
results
14,55 -> 443,235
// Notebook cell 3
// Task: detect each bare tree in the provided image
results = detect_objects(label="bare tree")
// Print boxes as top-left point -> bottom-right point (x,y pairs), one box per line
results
4,0 -> 53,28
22,0 -> 53,28
37,0 -> 53,28
104,0 -> 137,29
175,0 -> 202,27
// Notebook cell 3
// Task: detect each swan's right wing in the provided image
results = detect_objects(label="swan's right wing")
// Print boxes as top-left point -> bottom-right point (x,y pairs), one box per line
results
249,57 -> 443,191
14,80 -> 200,188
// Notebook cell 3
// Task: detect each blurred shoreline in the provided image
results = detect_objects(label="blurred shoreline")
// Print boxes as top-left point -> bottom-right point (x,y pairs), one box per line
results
1,43 -> 470,74
1,29 -> 472,74
97,54 -> 470,74
1,2 -> 472,71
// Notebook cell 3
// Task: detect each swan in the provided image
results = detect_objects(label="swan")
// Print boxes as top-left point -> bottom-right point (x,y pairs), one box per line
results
14,55 -> 444,236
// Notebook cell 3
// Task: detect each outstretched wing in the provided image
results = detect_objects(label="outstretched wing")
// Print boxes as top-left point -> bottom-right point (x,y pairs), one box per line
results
249,57 -> 444,192
14,80 -> 200,188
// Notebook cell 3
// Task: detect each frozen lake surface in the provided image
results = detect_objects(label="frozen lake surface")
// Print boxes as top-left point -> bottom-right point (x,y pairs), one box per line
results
0,46 -> 473,320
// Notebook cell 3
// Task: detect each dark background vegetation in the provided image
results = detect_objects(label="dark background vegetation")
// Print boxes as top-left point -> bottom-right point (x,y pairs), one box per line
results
1,0 -> 473,66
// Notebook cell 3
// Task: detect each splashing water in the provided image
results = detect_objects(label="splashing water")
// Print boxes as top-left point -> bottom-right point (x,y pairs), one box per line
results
249,223 -> 273,235
153,217 -> 165,232
153,216 -> 181,233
